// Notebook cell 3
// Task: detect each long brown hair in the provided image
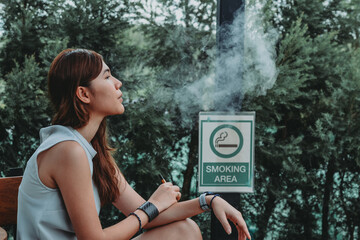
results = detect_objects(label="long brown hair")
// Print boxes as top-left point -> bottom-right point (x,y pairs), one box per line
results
47,49 -> 120,205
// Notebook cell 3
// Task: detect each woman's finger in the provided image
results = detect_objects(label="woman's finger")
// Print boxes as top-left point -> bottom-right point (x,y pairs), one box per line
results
236,228 -> 242,240
236,227 -> 247,240
216,212 -> 232,235
173,185 -> 180,192
176,192 -> 181,201
235,220 -> 251,240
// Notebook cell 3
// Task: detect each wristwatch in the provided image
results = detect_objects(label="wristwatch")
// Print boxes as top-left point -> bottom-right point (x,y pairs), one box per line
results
199,191 -> 214,212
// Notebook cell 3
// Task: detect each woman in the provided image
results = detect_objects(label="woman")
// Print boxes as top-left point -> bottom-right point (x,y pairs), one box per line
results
17,49 -> 251,240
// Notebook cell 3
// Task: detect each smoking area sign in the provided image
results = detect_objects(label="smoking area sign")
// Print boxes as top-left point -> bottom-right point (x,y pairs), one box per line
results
198,112 -> 255,193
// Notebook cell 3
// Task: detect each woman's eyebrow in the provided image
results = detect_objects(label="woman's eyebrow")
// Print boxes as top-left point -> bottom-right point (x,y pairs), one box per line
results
103,68 -> 110,75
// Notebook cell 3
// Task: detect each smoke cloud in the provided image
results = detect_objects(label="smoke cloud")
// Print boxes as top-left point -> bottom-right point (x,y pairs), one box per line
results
175,2 -> 278,120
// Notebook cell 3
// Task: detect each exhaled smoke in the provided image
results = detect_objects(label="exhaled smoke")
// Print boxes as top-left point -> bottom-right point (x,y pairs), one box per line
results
175,2 -> 278,122
243,3 -> 278,97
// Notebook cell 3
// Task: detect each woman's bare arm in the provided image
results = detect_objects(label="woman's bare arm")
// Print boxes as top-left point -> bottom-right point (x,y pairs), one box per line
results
48,141 -> 150,240
112,175 -> 250,239
112,174 -> 192,226
112,180 -> 202,228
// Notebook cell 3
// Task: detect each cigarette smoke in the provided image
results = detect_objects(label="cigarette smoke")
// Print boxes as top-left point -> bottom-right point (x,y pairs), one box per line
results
175,2 -> 278,122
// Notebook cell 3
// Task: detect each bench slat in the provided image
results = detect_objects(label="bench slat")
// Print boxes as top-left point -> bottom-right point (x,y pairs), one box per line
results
0,176 -> 22,226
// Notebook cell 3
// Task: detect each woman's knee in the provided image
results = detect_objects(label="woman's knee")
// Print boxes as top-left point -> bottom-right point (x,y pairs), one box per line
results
176,218 -> 202,240
135,218 -> 202,240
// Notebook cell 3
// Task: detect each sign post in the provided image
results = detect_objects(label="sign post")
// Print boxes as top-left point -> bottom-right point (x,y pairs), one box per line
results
212,0 -> 246,238
198,112 -> 255,238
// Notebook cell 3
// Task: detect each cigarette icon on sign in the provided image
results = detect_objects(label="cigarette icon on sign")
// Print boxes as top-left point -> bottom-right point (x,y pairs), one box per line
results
215,131 -> 238,148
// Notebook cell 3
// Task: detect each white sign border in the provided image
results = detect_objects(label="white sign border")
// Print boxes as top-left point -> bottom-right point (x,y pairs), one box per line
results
198,112 -> 255,193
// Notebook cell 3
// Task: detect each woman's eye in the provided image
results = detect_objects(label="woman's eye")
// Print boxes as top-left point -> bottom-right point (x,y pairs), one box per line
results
105,76 -> 111,80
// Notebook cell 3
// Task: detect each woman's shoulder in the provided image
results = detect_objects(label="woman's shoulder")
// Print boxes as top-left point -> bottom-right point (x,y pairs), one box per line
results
36,137 -> 88,189
45,140 -> 87,164
39,125 -> 96,158
39,125 -> 75,143
38,125 -> 85,156
40,140 -> 89,183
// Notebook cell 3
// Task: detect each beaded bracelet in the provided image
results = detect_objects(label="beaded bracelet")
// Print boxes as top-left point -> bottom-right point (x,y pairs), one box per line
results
210,194 -> 220,209
129,212 -> 142,232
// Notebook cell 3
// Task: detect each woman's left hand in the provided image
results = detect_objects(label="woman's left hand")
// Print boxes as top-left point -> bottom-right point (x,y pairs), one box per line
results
210,196 -> 251,240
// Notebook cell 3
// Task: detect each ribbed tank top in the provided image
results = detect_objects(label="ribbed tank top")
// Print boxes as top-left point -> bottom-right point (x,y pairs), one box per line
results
17,125 -> 101,239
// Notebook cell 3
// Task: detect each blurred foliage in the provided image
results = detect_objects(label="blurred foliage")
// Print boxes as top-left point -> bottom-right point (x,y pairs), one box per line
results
0,0 -> 360,239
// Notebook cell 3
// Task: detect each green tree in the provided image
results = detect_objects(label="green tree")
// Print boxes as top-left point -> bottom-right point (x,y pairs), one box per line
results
0,0 -> 59,75
246,0 -> 360,238
0,55 -> 50,174
241,17 -> 316,239
48,0 -> 129,54
310,43 -> 360,240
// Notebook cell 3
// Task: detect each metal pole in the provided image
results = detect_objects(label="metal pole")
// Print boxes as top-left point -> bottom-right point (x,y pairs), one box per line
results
217,0 -> 245,51
211,1 -> 244,239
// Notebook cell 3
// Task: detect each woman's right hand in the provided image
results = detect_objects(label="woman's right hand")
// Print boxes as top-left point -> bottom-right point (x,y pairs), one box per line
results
148,182 -> 181,213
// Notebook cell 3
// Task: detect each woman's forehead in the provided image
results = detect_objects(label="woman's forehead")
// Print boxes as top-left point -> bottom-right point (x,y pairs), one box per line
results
102,61 -> 110,71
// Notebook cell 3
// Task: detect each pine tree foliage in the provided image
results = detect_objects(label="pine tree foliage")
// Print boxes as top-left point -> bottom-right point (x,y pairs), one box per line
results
241,17 -> 317,239
0,0 -> 58,75
241,5 -> 360,237
52,0 -> 129,54
0,55 -> 49,172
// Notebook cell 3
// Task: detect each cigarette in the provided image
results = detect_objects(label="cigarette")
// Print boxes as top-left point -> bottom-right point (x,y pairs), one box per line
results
159,174 -> 166,184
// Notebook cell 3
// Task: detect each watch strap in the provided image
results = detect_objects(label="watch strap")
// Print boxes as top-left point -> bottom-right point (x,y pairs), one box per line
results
199,192 -> 212,212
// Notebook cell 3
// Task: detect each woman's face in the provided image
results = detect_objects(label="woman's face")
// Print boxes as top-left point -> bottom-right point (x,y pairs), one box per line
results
86,61 -> 124,117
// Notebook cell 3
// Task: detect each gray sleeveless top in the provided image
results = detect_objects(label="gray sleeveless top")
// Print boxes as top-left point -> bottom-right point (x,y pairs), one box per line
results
17,125 -> 101,239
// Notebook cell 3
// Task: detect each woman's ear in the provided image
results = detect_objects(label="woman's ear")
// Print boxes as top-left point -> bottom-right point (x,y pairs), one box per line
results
76,86 -> 91,104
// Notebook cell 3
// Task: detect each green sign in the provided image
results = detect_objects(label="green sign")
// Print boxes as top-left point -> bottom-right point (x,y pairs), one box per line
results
203,163 -> 249,185
198,112 -> 255,193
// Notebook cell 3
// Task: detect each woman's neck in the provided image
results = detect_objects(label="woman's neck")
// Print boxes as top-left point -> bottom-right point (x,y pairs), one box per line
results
75,115 -> 104,142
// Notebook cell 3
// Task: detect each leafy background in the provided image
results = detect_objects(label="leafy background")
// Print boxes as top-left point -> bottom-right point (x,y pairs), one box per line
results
0,0 -> 359,239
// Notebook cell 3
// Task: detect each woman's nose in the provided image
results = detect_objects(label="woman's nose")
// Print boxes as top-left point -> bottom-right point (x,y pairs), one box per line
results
114,78 -> 122,90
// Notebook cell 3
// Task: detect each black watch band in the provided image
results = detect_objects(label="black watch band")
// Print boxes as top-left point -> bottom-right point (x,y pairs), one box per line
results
137,201 -> 159,222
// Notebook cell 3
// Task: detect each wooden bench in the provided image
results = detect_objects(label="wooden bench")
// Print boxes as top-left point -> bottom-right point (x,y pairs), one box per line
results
0,176 -> 22,240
